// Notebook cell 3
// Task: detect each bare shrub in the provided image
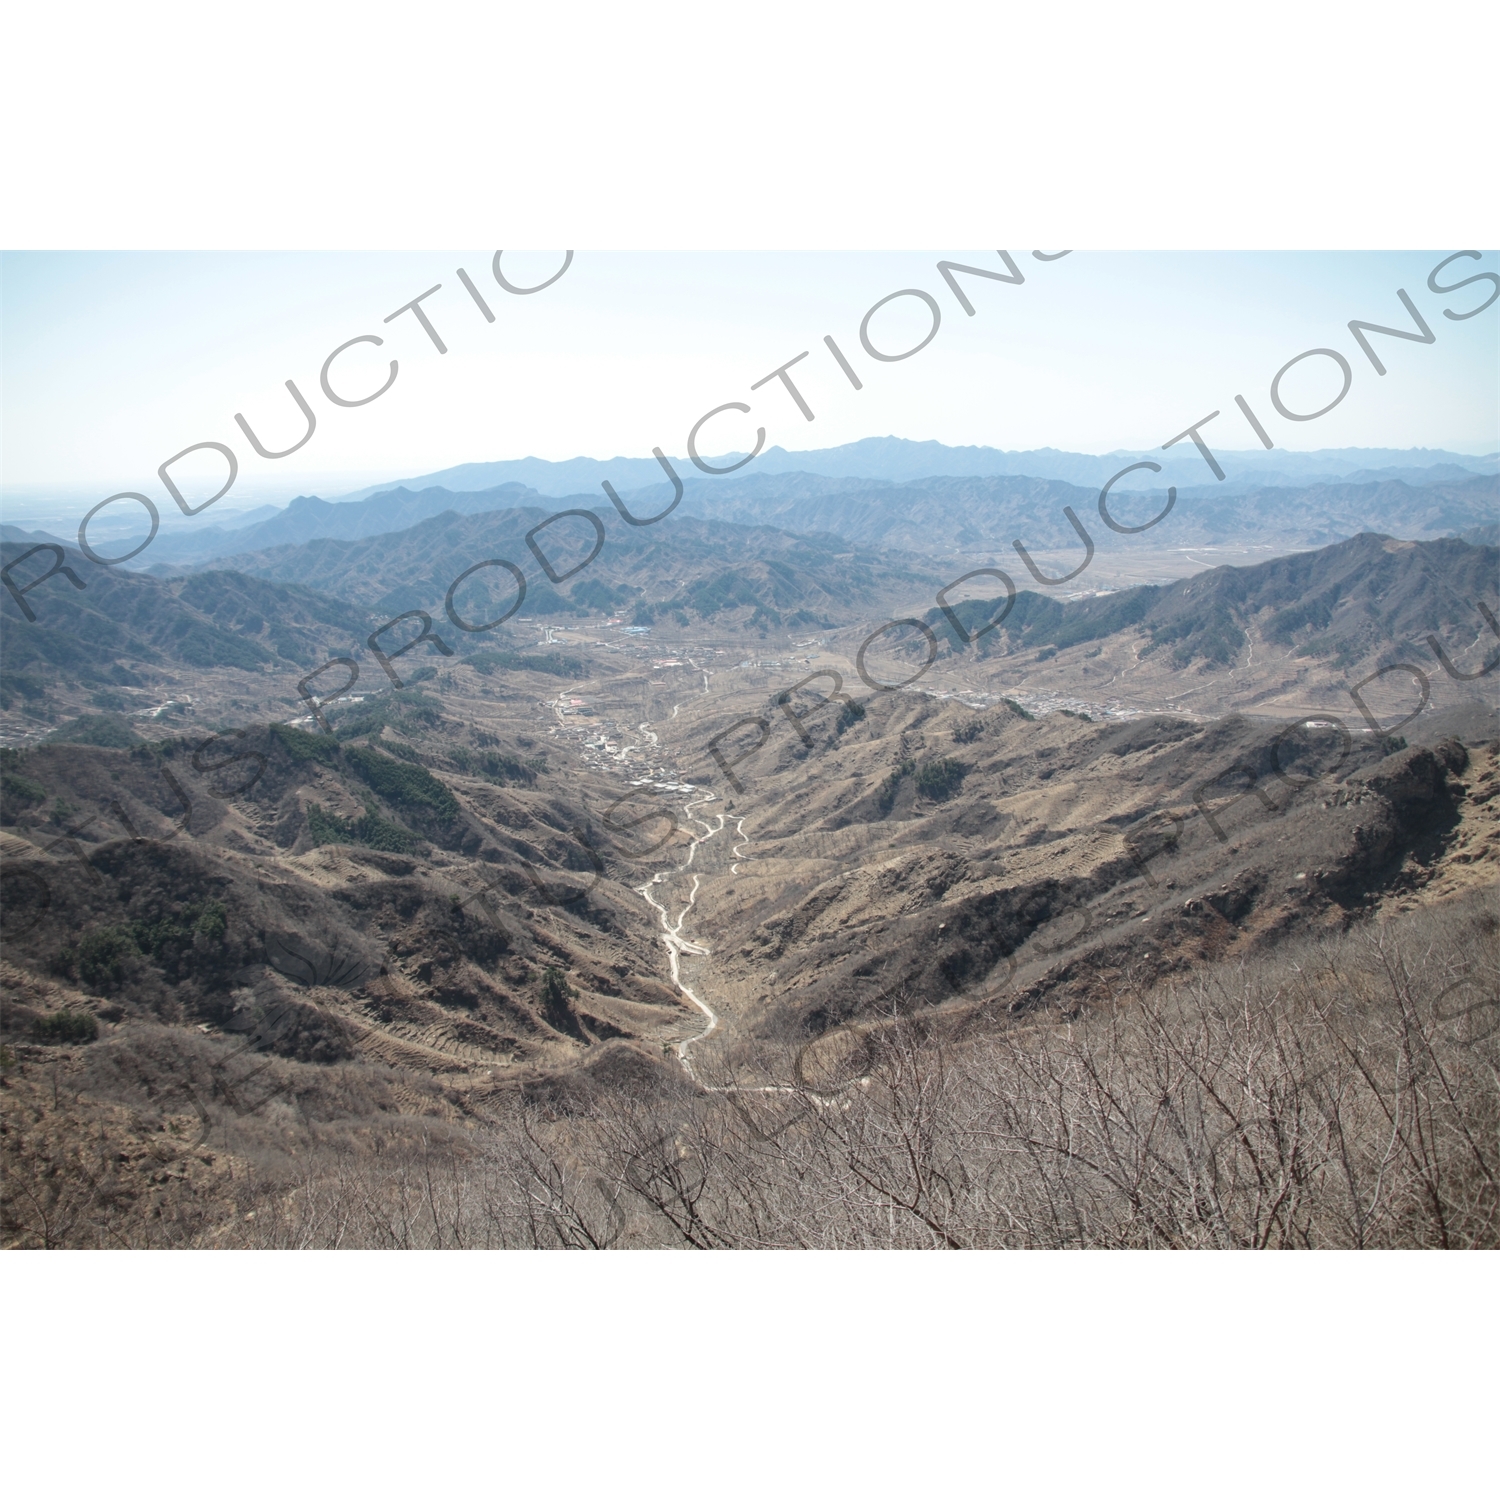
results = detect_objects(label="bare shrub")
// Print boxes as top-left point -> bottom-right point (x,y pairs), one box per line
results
9,894 -> 1495,1249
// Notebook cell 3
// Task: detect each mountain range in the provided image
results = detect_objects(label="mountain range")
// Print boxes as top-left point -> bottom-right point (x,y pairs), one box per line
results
5,513 -> 1495,751
331,437 -> 1499,502
927,531 -> 1500,675
5,433 -> 1495,584
6,467 -> 1492,578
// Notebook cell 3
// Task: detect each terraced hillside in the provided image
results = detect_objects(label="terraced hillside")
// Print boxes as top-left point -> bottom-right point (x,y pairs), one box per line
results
3,522 -> 1496,1248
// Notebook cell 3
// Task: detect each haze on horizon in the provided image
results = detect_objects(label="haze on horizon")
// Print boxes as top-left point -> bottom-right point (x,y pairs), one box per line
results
2,251 -> 1496,520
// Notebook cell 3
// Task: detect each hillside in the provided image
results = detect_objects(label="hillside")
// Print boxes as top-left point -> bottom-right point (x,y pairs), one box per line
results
0,696 -> 697,1085
183,506 -> 942,627
7,525 -> 1496,755
127,482 -> 553,567
665,471 -> 1500,554
1,545 -> 372,743
5,675 -> 1496,1248
4,513 -> 1497,1249
926,532 -> 1500,676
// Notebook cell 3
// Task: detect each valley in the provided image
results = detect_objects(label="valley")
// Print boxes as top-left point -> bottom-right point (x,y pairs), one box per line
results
3,480 -> 1497,1248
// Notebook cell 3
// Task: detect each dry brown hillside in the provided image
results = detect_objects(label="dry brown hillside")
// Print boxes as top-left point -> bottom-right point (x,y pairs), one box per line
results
3,525 -> 1497,1248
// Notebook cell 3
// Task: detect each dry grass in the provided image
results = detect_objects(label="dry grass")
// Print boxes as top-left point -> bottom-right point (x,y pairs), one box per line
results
11,889 -> 1488,1250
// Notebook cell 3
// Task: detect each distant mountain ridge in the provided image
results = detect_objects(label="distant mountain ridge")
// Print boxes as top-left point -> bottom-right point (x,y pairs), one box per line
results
928,531 -> 1500,675
138,468 -> 1497,572
107,483 -> 551,568
29,440 -> 1498,575
0,541 -> 371,715
174,505 -> 942,630
157,493 -> 1500,678
7,525 -> 1494,737
666,472 -> 1499,553
75,460 -> 1499,576
331,437 -> 1500,502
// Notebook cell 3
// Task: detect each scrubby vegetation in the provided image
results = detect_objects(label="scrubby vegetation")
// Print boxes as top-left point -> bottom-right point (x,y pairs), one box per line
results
1144,600 -> 1245,669
305,800 -> 418,853
371,738 -> 424,764
480,750 -> 547,785
876,758 -> 915,813
131,899 -> 228,954
914,758 -> 967,800
0,671 -> 49,711
538,966 -> 581,1037
465,649 -> 588,680
446,746 -> 548,784
343,745 -> 460,823
6,894 -> 1492,1249
327,688 -> 446,744
50,900 -> 231,991
568,578 -> 638,616
835,699 -> 866,735
46,714 -> 139,749
33,1010 -> 98,1044
56,928 -> 137,988
1,767 -> 47,815
269,722 -> 339,765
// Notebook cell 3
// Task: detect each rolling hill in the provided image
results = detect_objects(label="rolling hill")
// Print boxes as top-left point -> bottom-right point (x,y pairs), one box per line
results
179,505 -> 944,630
330,437 -> 1499,501
926,532 -> 1500,675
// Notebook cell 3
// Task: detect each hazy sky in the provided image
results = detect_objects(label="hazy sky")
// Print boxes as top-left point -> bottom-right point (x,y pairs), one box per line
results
2,250 -> 1496,518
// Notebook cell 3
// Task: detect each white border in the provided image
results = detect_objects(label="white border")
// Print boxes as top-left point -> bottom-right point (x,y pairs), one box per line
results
2,1251 -> 1493,1494
0,1 -> 1496,249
